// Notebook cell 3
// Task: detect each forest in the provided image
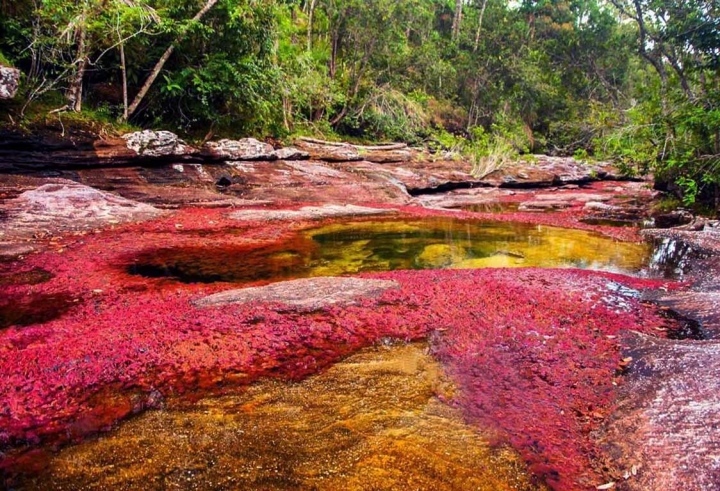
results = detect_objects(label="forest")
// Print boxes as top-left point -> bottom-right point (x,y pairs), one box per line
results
0,0 -> 719,208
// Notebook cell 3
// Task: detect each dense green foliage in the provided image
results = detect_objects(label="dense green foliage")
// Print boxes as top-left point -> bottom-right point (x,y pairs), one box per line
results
0,0 -> 718,208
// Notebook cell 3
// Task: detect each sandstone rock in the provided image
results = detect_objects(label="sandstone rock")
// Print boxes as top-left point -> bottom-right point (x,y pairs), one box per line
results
1,182 -> 164,239
272,147 -> 310,161
364,160 -> 482,194
122,130 -> 195,157
217,161 -> 411,205
599,226 -> 720,490
601,332 -> 720,491
583,201 -> 624,212
230,204 -> 392,221
652,210 -> 694,229
481,156 -> 625,188
294,141 -> 362,162
362,149 -> 413,163
534,192 -> 610,203
0,242 -> 34,260
202,138 -> 276,161
0,66 -> 20,99
195,277 -> 399,311
0,130 -> 201,173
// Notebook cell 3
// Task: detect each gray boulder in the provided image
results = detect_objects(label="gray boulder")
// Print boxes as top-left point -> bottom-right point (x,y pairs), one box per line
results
0,66 -> 20,99
202,138 -> 276,161
122,130 -> 195,157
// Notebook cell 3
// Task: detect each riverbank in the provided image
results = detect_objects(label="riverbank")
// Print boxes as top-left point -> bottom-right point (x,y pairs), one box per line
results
1,130 -> 718,490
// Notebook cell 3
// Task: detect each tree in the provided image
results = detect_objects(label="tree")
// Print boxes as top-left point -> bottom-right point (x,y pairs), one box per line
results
608,0 -> 720,206
123,0 -> 219,120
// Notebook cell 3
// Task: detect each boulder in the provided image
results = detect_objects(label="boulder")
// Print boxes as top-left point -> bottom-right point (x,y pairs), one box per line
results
652,210 -> 694,229
0,66 -> 20,99
122,130 -> 195,158
362,149 -> 414,164
202,138 -> 276,161
272,147 -> 310,161
294,141 -> 362,162
195,277 -> 399,311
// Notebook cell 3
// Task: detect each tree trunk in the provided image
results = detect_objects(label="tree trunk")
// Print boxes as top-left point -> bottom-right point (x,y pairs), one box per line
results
473,0 -> 488,52
67,21 -> 88,112
329,29 -> 339,79
330,41 -> 374,127
451,0 -> 463,41
119,39 -> 129,121
124,0 -> 220,121
307,0 -> 316,51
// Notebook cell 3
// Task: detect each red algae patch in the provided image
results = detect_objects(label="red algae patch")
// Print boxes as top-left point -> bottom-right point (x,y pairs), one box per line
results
1,262 -> 676,489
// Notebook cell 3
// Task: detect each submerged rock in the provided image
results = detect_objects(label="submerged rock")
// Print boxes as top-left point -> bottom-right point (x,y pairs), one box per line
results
195,277 -> 399,311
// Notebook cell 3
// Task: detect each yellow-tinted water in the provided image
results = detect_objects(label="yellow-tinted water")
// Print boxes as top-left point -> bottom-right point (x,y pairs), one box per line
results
305,219 -> 651,276
19,344 -> 546,491
128,218 -> 652,284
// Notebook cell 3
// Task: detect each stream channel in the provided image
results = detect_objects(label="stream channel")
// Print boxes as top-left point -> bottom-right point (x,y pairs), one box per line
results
9,215 -> 692,491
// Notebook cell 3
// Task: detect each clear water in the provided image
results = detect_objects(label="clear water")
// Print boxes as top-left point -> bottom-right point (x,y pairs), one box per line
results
127,217 -> 652,284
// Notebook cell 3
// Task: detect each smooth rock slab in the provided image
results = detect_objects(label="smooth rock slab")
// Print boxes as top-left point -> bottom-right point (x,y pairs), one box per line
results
362,148 -> 413,163
272,147 -> 310,161
195,277 -> 399,311
294,141 -> 362,162
229,204 -> 392,221
1,182 -> 163,238
0,242 -> 34,260
601,333 -> 720,491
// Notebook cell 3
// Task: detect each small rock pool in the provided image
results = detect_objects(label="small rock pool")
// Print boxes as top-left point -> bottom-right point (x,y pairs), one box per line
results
127,217 -> 654,284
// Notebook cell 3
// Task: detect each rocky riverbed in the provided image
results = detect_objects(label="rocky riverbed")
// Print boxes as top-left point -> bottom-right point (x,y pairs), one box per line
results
1,129 -> 718,490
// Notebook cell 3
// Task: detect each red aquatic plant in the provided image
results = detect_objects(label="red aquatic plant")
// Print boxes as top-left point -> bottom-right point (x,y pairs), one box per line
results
0,205 -> 678,489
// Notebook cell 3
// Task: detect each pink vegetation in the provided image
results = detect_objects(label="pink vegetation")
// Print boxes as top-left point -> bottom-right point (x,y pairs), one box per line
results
0,207 -> 676,489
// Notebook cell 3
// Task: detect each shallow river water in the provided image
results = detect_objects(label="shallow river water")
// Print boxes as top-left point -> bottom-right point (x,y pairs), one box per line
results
10,216 -> 689,490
